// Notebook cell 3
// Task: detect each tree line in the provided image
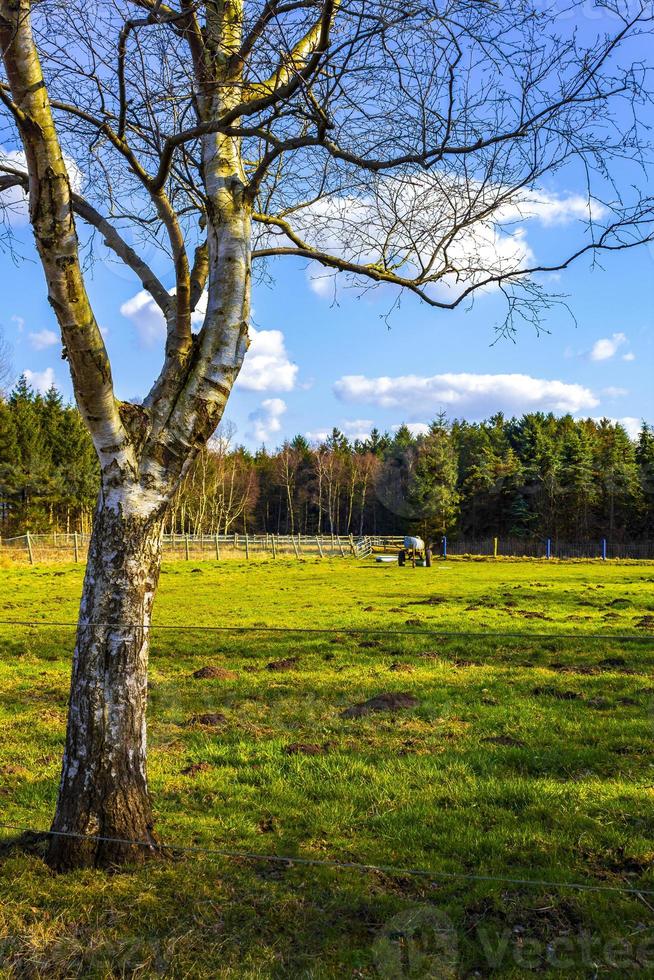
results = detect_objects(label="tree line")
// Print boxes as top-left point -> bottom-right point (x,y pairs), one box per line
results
2,376 -> 652,543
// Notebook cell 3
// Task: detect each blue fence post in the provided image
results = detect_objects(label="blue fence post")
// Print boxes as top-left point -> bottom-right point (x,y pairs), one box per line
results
442,535 -> 447,559
546,538 -> 551,560
601,538 -> 607,561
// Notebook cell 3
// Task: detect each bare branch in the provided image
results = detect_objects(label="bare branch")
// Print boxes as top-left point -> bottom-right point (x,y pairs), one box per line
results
0,0 -> 133,476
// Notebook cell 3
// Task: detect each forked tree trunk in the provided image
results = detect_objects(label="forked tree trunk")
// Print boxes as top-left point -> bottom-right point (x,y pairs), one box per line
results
47,488 -> 167,870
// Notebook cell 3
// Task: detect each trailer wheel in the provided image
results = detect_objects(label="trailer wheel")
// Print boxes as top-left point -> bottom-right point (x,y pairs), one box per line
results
398,550 -> 406,566
424,548 -> 432,567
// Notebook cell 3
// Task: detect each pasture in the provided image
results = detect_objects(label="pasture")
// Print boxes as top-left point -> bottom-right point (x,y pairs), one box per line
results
0,558 -> 653,977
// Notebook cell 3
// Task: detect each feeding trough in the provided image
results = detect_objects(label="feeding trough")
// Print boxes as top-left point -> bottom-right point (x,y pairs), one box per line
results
399,536 -> 432,567
373,535 -> 433,567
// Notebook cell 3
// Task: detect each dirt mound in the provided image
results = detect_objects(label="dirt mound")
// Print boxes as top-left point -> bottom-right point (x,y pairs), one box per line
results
481,735 -> 526,748
186,712 -> 227,726
389,662 -> 414,673
266,656 -> 300,671
341,691 -> 419,719
532,686 -> 582,701
193,665 -> 238,680
181,762 -> 210,776
284,743 -> 329,755
598,656 -> 627,669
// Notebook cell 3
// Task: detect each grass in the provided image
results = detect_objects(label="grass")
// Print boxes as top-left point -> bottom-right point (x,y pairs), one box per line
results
0,557 -> 653,977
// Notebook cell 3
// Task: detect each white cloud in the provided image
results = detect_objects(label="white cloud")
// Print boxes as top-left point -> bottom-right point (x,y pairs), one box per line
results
247,398 -> 287,444
277,176 -> 604,305
392,422 -> 430,437
513,189 -> 596,227
120,290 -> 167,347
237,326 -> 298,392
334,372 -> 599,417
590,332 -> 627,362
121,290 -> 298,391
28,329 -> 58,351
0,148 -> 83,226
305,428 -> 330,443
601,386 -> 628,398
11,315 -> 24,334
24,367 -> 55,393
307,263 -> 336,298
306,419 -> 375,443
622,352 -> 636,362
591,417 -> 642,440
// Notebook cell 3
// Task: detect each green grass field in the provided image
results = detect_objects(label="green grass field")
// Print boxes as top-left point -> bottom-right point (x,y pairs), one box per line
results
0,558 -> 653,977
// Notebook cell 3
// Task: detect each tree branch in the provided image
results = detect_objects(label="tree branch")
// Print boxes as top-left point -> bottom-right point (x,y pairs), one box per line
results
0,168 -> 171,313
243,0 -> 340,100
0,0 -> 134,477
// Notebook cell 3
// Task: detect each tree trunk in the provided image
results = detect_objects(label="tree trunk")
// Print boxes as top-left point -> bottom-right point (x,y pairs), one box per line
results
47,489 -> 166,870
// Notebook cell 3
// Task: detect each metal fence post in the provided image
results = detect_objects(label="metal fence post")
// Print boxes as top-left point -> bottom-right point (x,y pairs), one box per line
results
601,538 -> 607,561
74,531 -> 79,563
271,535 -> 277,559
442,536 -> 447,559
493,536 -> 498,558
546,538 -> 551,560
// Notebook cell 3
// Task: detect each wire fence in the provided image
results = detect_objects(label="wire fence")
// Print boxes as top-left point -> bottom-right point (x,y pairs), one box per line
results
2,530 -> 654,564
1,618 -> 653,643
441,535 -> 654,560
1,618 -> 653,904
1,822 -> 652,898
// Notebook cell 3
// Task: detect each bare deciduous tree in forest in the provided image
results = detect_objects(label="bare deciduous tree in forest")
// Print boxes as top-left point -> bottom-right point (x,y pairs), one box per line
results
0,0 -> 653,868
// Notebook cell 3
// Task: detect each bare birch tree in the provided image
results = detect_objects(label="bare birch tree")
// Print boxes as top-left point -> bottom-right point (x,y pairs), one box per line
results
1,0 -> 653,868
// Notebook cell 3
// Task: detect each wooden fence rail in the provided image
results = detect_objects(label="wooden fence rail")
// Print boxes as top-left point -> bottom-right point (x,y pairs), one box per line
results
3,532 -> 652,564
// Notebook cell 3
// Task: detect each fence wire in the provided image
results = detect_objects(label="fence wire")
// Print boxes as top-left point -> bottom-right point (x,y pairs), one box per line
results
2,616 -> 652,904
1,823 -> 652,899
1,618 -> 653,642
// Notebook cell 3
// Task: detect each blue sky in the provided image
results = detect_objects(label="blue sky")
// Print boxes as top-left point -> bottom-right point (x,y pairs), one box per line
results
1,3 -> 652,449
1,210 -> 652,449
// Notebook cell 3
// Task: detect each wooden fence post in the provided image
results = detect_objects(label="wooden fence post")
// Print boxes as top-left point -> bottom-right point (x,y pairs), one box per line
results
337,535 -> 346,558
185,534 -> 190,561
271,535 -> 277,559
245,533 -> 250,560
291,535 -> 300,559
26,532 -> 34,565
316,535 -> 324,558
215,534 -> 220,560
74,531 -> 79,563
493,536 -> 498,558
